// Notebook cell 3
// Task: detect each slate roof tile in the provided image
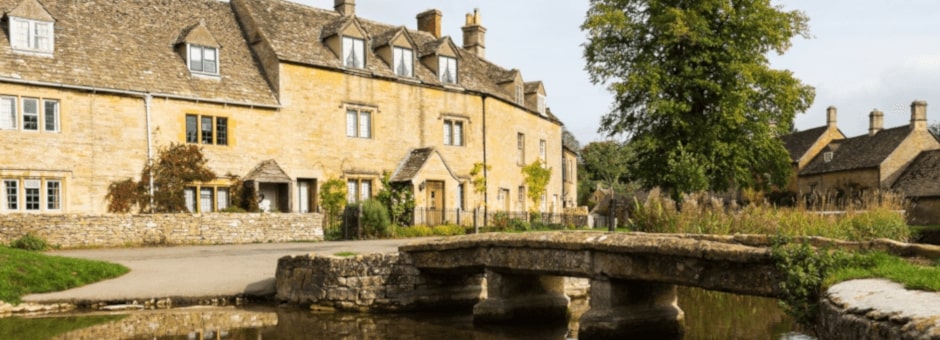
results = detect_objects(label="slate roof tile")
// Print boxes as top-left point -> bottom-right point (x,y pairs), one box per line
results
892,150 -> 940,197
779,126 -> 828,162
800,126 -> 910,176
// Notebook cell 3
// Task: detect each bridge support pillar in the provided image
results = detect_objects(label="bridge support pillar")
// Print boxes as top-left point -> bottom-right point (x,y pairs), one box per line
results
472,270 -> 570,324
579,277 -> 684,339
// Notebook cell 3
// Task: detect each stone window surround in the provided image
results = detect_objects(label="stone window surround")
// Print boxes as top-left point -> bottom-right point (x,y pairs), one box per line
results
0,95 -> 60,132
438,55 -> 457,84
443,119 -> 464,147
345,106 -> 373,139
392,46 -> 414,77
2,177 -> 63,213
517,132 -> 525,166
346,177 -> 373,203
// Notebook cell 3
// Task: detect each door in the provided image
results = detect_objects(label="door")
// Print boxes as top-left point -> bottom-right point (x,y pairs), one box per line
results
298,179 -> 317,213
426,180 -> 444,225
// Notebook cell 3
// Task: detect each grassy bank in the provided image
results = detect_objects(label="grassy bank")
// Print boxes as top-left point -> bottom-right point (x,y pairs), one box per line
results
827,251 -> 940,291
0,247 -> 129,304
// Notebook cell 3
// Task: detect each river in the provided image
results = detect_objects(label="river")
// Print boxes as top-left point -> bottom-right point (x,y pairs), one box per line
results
3,287 -> 812,339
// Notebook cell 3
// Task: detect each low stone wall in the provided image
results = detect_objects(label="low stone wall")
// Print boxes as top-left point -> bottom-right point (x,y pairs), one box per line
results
818,279 -> 940,339
0,213 -> 323,248
275,253 -> 484,312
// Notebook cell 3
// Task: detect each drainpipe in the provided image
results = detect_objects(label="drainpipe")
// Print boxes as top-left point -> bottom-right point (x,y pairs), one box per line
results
481,94 -> 488,229
144,94 -> 155,213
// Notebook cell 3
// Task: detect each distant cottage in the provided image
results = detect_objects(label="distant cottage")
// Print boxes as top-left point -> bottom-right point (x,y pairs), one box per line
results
781,101 -> 940,223
0,0 -> 577,218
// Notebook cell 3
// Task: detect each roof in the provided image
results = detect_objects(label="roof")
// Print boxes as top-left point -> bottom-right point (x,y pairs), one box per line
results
892,150 -> 940,197
779,126 -> 828,162
800,126 -> 911,176
244,159 -> 291,183
0,0 -> 278,106
390,147 -> 459,182
233,0 -> 561,123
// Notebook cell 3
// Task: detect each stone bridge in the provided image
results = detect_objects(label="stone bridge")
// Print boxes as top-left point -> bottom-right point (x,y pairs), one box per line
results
400,232 -> 782,338
277,231 -> 935,338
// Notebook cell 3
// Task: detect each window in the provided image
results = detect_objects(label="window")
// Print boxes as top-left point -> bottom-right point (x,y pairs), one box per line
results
517,133 -> 525,166
10,17 -> 53,53
443,120 -> 463,146
24,179 -> 40,211
22,98 -> 38,131
537,94 -> 546,115
346,178 -> 372,203
342,37 -> 365,69
43,100 -> 59,132
539,139 -> 547,162
46,180 -> 61,210
516,84 -> 524,105
185,185 -> 229,212
824,151 -> 833,163
3,180 -> 17,210
0,96 -> 15,130
541,194 -> 547,212
185,114 -> 228,145
518,185 -> 526,210
345,109 -> 372,139
189,45 -> 218,74
439,56 -> 457,84
393,47 -> 413,77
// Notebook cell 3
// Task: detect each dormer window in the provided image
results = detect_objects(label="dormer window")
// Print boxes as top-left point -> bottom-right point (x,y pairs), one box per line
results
188,45 -> 218,75
439,56 -> 457,84
824,151 -> 833,163
537,94 -> 546,115
342,36 -> 365,69
393,47 -> 413,77
10,17 -> 53,53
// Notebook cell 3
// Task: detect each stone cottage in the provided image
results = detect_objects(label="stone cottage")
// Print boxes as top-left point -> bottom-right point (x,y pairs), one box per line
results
0,0 -> 575,219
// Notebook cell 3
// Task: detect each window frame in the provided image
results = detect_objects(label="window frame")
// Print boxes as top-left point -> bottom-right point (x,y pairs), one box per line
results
516,84 -> 524,105
185,114 -> 229,146
188,44 -> 219,75
3,179 -> 18,211
517,133 -> 525,166
345,109 -> 373,139
539,139 -> 547,162
9,17 -> 54,53
537,94 -> 546,115
23,179 -> 41,211
184,185 -> 230,213
342,36 -> 365,69
22,97 -> 39,131
43,99 -> 59,132
346,178 -> 373,203
438,56 -> 458,84
0,96 -> 16,130
393,46 -> 414,77
443,119 -> 464,146
46,179 -> 61,211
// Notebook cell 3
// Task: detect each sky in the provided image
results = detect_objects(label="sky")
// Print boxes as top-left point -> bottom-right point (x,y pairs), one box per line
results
293,0 -> 940,145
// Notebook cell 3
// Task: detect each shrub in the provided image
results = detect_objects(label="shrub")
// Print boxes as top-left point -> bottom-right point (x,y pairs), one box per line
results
393,225 -> 434,238
432,224 -> 467,236
10,234 -> 49,251
509,218 -> 530,232
220,206 -> 247,213
360,199 -> 390,238
771,238 -> 841,325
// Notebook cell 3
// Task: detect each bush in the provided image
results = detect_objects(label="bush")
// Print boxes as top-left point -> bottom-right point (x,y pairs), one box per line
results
432,224 -> 467,236
220,206 -> 247,213
10,234 -> 49,251
360,199 -> 390,238
393,225 -> 434,238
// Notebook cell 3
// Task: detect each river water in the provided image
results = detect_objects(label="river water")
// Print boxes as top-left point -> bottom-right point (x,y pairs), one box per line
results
5,287 -> 812,339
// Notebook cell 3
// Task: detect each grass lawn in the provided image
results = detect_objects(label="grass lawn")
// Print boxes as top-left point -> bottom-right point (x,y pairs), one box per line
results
827,251 -> 940,292
0,247 -> 129,304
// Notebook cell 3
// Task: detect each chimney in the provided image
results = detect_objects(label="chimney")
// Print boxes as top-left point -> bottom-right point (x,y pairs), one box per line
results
911,100 -> 927,131
462,8 -> 486,58
869,109 -> 884,136
334,0 -> 355,16
417,9 -> 442,38
826,106 -> 837,128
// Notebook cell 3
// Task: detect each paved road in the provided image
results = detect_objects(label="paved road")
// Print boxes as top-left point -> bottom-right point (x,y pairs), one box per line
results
22,239 -> 415,305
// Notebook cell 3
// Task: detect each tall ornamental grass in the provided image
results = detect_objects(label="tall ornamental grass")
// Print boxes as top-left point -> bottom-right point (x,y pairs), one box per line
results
629,191 -> 909,241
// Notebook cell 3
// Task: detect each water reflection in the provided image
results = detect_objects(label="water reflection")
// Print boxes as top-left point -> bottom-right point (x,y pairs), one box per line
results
9,287 -> 807,339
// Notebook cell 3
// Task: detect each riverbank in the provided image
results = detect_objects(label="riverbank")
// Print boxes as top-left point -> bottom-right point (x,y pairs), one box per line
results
820,279 -> 940,339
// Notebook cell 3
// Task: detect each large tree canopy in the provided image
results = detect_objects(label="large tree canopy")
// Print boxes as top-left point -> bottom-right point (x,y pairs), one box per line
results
583,0 -> 814,201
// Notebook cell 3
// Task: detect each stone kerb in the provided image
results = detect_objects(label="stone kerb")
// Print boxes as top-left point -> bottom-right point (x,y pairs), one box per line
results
0,213 -> 323,248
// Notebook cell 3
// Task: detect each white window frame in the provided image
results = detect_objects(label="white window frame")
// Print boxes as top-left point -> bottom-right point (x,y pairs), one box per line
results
0,96 -> 16,130
516,84 -> 524,105
342,36 -> 365,69
43,99 -> 59,132
188,44 -> 219,75
537,94 -> 546,115
346,178 -> 372,203
393,46 -> 413,77
46,180 -> 61,211
22,98 -> 39,131
539,139 -> 547,162
10,17 -> 54,53
3,179 -> 18,211
439,56 -> 457,84
24,179 -> 41,211
517,133 -> 525,166
345,109 -> 372,139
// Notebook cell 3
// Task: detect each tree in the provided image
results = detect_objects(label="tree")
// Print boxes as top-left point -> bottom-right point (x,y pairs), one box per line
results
583,0 -> 815,205
469,162 -> 491,209
319,178 -> 347,232
522,160 -> 552,215
376,172 -> 415,226
580,140 -> 632,230
107,143 -> 215,213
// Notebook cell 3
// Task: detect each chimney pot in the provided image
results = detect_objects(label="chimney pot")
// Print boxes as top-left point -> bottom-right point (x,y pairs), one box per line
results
911,100 -> 928,131
869,109 -> 884,136
826,106 -> 837,128
462,8 -> 486,58
417,9 -> 443,38
334,0 -> 355,16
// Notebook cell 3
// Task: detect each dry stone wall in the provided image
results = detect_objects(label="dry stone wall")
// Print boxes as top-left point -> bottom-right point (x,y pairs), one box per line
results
0,213 -> 323,248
